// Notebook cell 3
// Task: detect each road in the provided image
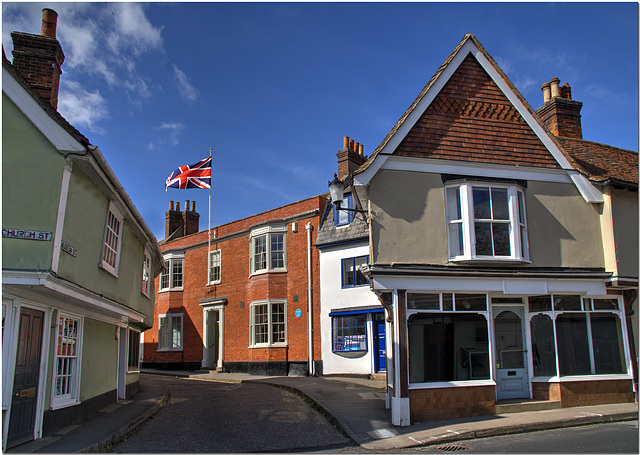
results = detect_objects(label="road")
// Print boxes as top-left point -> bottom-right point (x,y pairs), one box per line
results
399,420 -> 639,454
109,375 -> 353,453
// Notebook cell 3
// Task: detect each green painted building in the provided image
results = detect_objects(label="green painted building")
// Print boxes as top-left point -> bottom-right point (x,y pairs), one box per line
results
2,9 -> 163,450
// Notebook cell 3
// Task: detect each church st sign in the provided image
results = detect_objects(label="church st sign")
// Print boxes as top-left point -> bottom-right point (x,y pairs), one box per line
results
2,228 -> 52,241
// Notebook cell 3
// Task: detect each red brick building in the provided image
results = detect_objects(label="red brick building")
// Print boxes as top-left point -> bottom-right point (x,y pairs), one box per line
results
142,196 -> 327,375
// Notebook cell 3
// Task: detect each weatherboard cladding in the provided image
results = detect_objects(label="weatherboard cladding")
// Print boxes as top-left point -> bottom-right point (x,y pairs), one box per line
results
395,54 -> 560,169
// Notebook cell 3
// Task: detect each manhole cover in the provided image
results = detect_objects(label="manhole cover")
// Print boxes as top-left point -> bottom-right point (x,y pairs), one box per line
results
436,443 -> 469,452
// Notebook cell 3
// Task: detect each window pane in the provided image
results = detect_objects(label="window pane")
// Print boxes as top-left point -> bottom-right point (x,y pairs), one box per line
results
491,188 -> 509,220
271,303 -> 286,343
553,295 -> 581,311
492,223 -> 511,256
408,293 -> 440,310
158,317 -> 168,349
271,234 -> 285,269
408,313 -> 489,383
455,294 -> 487,311
475,222 -> 492,255
342,259 -> 354,287
448,222 -> 464,257
333,314 -> 366,351
254,304 -> 268,344
529,295 -> 552,312
335,194 -> 352,225
354,256 -> 368,286
442,294 -> 453,311
446,187 -> 462,221
171,315 -> 182,348
556,314 -> 591,376
531,314 -> 557,376
172,260 -> 183,288
473,187 -> 491,219
254,236 -> 267,271
160,261 -> 169,290
591,313 -> 625,374
593,299 -> 619,310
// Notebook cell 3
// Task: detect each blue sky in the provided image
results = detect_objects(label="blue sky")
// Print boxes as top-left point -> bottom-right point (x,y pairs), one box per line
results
3,2 -> 638,240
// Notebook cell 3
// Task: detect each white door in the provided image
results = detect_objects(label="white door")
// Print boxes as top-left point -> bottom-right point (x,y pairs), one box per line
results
493,306 -> 529,400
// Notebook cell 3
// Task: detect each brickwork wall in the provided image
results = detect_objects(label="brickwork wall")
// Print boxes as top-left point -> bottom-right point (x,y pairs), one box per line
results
409,385 -> 496,422
559,380 -> 635,407
143,196 -> 326,370
395,54 -> 559,169
532,382 -> 561,401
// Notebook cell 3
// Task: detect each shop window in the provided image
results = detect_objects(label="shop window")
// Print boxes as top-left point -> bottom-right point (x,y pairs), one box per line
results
530,314 -> 557,377
408,313 -> 489,383
591,314 -> 625,374
332,314 -> 367,352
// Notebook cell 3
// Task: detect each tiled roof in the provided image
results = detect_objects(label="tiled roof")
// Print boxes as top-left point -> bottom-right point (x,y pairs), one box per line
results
315,195 -> 369,247
556,137 -> 638,186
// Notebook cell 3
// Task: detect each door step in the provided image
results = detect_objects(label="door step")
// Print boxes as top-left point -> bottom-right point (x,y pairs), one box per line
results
495,399 -> 562,414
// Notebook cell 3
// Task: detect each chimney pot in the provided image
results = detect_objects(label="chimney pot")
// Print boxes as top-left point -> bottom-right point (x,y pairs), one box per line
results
550,77 -> 561,98
191,201 -> 196,211
176,202 -> 180,211
169,200 -> 175,210
358,144 -> 364,155
349,140 -> 355,151
184,200 -> 190,212
541,82 -> 551,104
353,141 -> 359,153
561,83 -> 572,100
40,8 -> 58,38
343,136 -> 349,149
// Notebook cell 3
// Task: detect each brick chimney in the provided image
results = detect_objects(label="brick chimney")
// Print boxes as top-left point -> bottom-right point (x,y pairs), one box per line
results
165,201 -> 183,239
536,78 -> 583,140
11,8 -> 65,109
182,200 -> 200,236
336,136 -> 367,179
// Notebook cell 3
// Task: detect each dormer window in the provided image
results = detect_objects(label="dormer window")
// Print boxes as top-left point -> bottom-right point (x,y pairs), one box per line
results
445,183 -> 529,262
334,193 -> 353,226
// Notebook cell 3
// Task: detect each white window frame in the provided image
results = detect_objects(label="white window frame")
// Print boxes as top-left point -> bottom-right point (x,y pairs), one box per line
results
157,313 -> 183,351
159,253 -> 184,292
208,249 -> 221,285
51,312 -> 83,410
100,202 -> 124,277
141,249 -> 151,297
445,182 -> 529,262
249,225 -> 287,275
249,299 -> 287,347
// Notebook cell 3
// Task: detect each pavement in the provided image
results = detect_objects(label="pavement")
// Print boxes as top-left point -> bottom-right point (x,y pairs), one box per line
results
7,369 -> 638,453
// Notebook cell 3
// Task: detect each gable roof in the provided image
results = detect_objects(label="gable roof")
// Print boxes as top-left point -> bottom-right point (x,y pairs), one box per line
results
353,34 -> 615,203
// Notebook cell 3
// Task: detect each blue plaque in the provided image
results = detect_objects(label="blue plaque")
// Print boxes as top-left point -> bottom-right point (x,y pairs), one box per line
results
295,309 -> 302,318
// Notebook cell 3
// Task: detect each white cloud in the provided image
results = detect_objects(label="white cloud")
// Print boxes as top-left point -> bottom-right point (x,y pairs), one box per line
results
158,122 -> 185,146
107,3 -> 163,55
58,81 -> 109,134
172,64 -> 199,102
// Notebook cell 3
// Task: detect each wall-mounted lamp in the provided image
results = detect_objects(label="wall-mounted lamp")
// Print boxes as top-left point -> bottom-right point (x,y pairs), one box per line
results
328,174 -> 368,221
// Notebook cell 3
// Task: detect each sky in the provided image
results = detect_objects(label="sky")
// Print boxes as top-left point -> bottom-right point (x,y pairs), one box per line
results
3,2 -> 638,241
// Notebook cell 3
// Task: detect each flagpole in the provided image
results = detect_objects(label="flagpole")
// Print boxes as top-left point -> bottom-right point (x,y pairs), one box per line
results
208,148 -> 212,265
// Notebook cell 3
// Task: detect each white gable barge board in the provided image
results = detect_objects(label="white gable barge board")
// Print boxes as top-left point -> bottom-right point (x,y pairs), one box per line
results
3,66 -> 85,153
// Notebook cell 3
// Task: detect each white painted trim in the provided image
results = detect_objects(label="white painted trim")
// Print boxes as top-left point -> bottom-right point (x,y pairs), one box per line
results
408,379 -> 496,390
370,275 -> 607,296
50,312 -> 84,410
51,162 -> 73,273
381,156 -> 573,184
568,171 -> 605,203
2,67 -> 85,153
531,374 -> 633,383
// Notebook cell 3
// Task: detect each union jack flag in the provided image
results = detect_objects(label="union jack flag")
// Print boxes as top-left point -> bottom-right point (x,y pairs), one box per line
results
165,156 -> 211,191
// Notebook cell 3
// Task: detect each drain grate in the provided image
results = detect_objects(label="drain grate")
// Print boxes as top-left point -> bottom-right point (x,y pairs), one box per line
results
436,443 -> 469,452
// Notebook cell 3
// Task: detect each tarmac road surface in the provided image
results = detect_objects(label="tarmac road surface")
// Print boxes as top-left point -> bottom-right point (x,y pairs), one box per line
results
109,375 -> 353,453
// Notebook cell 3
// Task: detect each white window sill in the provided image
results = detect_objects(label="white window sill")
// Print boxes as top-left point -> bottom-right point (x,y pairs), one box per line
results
156,348 -> 183,352
158,288 -> 183,293
449,257 -> 532,264
532,374 -> 633,383
50,398 -> 81,411
409,380 -> 496,390
206,281 -> 221,287
248,344 -> 288,349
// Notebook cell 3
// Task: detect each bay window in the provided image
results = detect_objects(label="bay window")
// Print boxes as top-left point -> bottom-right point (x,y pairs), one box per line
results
445,183 -> 528,261
250,225 -> 287,274
160,253 -> 184,291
